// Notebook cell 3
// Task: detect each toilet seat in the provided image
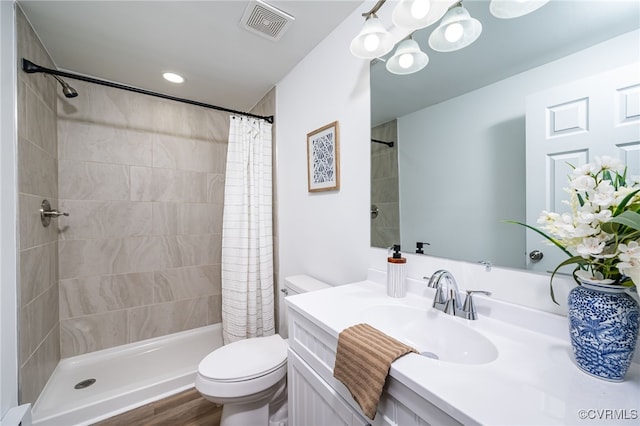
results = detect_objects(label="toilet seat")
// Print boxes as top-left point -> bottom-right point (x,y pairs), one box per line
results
198,334 -> 288,382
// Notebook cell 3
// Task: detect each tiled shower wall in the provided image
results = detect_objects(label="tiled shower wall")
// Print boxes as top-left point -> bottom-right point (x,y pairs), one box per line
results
17,7 -> 61,404
56,80 -> 231,357
371,120 -> 400,249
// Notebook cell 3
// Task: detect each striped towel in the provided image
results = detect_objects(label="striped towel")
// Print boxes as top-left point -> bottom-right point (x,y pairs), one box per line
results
333,323 -> 418,420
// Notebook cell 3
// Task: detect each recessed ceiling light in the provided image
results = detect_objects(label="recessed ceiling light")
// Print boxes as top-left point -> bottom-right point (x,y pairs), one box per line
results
162,72 -> 184,84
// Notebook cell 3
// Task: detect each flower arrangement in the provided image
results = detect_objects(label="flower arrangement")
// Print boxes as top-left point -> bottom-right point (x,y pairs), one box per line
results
513,156 -> 640,304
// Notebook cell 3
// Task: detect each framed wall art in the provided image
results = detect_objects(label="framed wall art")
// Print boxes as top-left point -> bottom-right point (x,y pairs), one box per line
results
307,121 -> 340,192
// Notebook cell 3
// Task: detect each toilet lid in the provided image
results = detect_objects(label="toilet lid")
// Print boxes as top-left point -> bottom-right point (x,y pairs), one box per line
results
198,334 -> 288,382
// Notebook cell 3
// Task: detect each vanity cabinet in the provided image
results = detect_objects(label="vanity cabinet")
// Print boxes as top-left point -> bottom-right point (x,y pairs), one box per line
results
287,307 -> 462,426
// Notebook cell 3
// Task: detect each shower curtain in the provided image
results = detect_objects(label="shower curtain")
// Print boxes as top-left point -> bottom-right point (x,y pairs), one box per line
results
221,115 -> 275,344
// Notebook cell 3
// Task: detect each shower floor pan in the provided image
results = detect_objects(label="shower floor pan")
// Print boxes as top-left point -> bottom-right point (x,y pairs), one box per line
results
31,323 -> 222,426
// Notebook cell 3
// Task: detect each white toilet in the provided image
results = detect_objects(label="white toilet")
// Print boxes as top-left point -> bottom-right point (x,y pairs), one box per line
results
195,275 -> 331,426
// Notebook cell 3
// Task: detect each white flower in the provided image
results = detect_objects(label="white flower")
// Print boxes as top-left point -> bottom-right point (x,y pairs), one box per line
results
576,237 -> 606,259
571,163 -> 597,178
596,156 -> 625,174
569,175 -> 596,192
590,180 -> 615,208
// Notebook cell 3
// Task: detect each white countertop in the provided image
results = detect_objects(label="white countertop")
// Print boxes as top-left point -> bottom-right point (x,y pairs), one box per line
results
285,275 -> 640,425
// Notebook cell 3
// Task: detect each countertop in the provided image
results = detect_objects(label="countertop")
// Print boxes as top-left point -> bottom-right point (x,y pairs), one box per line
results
285,274 -> 640,425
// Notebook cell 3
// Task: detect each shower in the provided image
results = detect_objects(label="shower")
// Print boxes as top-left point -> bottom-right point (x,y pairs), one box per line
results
52,74 -> 77,98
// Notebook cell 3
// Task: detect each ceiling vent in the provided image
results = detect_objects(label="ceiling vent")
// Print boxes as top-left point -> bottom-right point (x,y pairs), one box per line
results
240,0 -> 295,41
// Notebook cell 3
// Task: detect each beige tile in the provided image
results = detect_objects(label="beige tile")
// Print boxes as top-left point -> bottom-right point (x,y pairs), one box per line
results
19,193 -> 58,249
58,120 -> 153,166
128,298 -> 209,343
59,160 -> 130,200
59,236 -> 166,279
154,265 -> 220,303
19,325 -> 59,405
163,234 -> 220,269
20,241 -> 57,306
18,137 -> 58,197
152,168 -> 207,203
206,174 -> 225,204
60,310 -> 128,357
153,134 -> 225,173
130,166 -> 153,201
60,272 -> 155,319
16,7 -> 58,111
208,294 -> 223,325
19,283 -> 58,365
57,200 -> 152,240
22,83 -> 57,156
152,202 -> 221,236
202,109 -> 231,143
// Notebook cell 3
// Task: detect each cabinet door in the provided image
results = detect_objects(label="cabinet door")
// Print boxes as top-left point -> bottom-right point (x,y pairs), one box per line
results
288,349 -> 370,426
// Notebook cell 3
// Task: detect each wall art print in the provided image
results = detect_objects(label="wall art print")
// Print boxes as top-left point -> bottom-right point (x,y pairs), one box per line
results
307,121 -> 340,192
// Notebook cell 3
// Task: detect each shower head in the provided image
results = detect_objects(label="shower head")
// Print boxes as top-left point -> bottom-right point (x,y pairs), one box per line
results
52,75 -> 78,98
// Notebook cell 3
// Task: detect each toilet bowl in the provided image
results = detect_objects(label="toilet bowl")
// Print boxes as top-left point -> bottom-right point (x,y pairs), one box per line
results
195,275 -> 331,426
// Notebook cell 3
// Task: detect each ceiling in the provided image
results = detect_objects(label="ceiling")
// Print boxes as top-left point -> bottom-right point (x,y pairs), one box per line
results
17,1 -> 640,121
17,0 -> 365,113
371,0 -> 640,126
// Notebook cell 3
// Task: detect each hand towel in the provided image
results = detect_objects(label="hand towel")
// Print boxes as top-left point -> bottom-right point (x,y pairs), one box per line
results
333,323 -> 418,420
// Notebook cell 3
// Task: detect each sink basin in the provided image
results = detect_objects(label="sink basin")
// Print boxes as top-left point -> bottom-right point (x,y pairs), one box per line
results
360,304 -> 498,365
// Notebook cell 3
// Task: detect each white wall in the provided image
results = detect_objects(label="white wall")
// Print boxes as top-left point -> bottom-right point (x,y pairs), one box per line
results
275,2 -> 374,294
398,30 -> 640,270
0,0 -> 19,417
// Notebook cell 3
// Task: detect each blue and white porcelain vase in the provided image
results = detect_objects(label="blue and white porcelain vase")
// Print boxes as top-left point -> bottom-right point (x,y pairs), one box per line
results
567,277 -> 639,382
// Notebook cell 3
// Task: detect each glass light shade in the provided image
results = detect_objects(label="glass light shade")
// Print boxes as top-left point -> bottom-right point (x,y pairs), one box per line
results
350,15 -> 394,59
391,0 -> 450,31
386,39 -> 429,75
489,0 -> 550,19
428,6 -> 482,52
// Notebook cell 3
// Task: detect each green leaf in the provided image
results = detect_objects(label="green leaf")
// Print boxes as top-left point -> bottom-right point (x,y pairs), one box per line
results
505,220 -> 573,258
613,188 -> 640,216
602,210 -> 640,234
549,256 -> 587,305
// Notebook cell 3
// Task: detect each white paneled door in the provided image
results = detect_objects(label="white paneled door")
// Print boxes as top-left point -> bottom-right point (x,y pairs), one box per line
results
525,62 -> 640,274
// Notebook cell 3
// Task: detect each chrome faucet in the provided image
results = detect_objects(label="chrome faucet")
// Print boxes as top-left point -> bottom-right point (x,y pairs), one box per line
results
426,270 -> 491,320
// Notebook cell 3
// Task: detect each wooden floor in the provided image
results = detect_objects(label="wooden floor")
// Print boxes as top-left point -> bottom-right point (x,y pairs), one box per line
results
93,388 -> 222,426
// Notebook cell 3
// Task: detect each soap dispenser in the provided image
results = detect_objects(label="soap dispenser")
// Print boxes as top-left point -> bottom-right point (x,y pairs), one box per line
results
387,245 -> 407,298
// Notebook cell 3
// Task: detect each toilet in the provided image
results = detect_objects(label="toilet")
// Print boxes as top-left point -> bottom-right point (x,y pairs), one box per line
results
195,275 -> 331,426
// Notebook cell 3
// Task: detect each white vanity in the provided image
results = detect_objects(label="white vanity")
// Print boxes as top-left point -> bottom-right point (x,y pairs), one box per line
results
285,269 -> 640,425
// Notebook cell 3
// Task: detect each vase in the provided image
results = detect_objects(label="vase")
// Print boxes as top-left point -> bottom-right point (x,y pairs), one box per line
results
567,278 -> 639,381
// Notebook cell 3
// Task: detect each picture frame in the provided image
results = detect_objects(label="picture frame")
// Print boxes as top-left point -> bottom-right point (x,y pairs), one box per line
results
307,121 -> 340,192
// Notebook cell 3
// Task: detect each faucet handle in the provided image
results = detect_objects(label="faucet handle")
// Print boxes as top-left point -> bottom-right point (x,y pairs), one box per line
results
461,290 -> 492,320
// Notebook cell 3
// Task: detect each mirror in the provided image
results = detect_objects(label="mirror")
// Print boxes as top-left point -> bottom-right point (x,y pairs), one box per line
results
370,0 -> 640,270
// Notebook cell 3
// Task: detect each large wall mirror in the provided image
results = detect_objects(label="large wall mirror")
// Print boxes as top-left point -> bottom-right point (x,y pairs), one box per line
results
371,0 -> 640,273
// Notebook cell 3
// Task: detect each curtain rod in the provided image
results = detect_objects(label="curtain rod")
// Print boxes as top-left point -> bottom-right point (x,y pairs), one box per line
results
21,58 -> 274,124
372,138 -> 394,147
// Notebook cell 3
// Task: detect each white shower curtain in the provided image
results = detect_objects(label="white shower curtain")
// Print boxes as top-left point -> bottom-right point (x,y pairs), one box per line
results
221,115 -> 275,344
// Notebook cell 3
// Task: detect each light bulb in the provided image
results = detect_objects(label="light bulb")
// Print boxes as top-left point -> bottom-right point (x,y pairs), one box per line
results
398,53 -> 415,69
444,22 -> 463,42
364,33 -> 380,52
410,0 -> 430,19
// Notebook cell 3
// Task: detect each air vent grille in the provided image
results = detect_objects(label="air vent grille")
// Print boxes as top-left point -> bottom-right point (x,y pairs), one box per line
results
241,0 -> 294,41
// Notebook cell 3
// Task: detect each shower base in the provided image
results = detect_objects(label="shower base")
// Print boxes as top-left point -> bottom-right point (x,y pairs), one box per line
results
31,323 -> 223,426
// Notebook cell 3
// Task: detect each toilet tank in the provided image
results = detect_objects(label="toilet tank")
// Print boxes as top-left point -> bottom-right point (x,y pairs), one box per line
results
279,275 -> 331,339
284,274 -> 331,296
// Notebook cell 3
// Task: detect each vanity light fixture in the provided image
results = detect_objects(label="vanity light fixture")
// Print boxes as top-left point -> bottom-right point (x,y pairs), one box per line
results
392,0 -> 450,31
428,2 -> 482,52
489,0 -> 550,19
350,12 -> 395,59
162,72 -> 184,84
386,37 -> 429,75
